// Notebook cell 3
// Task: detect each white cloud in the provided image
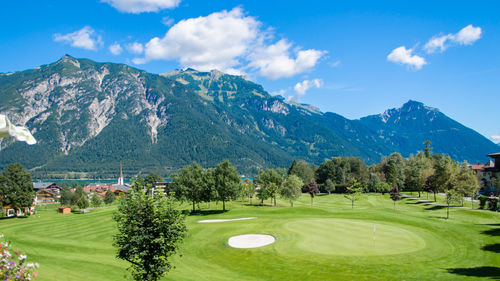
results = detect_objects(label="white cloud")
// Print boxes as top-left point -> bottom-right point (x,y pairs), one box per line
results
53,26 -> 103,51
270,89 -> 287,96
102,0 -> 181,13
423,34 -> 451,53
162,16 -> 175,26
288,79 -> 323,101
109,42 -> 123,55
387,46 -> 427,70
134,7 -> 326,79
452,24 -> 482,45
424,25 -> 482,54
249,40 -> 325,79
127,42 -> 144,54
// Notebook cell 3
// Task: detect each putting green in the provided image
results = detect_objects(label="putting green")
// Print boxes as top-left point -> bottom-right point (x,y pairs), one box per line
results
283,218 -> 426,256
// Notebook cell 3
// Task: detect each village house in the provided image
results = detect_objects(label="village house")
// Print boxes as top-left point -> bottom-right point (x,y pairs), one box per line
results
33,182 -> 62,203
472,153 -> 500,195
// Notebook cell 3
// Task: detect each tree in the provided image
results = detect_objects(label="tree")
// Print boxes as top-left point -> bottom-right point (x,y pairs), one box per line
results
306,181 -> 320,206
383,153 -> 406,190
405,153 -> 434,197
455,162 -> 480,208
104,189 -> 116,204
445,190 -> 462,219
145,173 -> 164,188
390,185 -> 401,209
255,168 -> 283,206
113,187 -> 186,281
171,162 -> 205,212
344,179 -> 363,209
60,187 -> 75,206
214,160 -> 240,211
241,178 -> 255,203
432,155 -> 460,199
375,182 -> 391,194
0,163 -> 35,214
280,175 -> 303,207
90,192 -> 102,207
324,179 -> 336,194
288,160 -> 314,187
77,194 -> 89,210
424,140 -> 433,158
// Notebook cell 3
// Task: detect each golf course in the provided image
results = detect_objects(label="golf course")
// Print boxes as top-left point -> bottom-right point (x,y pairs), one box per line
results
1,193 -> 499,280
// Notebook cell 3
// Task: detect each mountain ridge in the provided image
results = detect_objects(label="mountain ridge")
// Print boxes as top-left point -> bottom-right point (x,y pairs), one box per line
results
0,55 -> 497,178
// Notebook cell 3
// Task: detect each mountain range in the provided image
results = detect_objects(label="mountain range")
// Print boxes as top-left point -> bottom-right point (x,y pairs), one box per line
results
0,55 -> 498,179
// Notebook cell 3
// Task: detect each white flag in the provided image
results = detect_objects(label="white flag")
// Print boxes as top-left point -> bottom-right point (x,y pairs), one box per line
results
0,114 -> 36,145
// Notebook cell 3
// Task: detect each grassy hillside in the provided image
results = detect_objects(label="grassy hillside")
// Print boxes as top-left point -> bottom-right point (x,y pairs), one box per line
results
1,194 -> 498,280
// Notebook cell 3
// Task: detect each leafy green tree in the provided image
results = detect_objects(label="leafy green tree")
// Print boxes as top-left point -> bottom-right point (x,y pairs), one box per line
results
241,178 -> 255,203
77,194 -> 89,210
324,179 -> 336,194
75,185 -> 85,200
90,192 -> 102,207
432,155 -> 460,196
104,189 -> 116,204
280,175 -> 303,207
455,161 -> 480,208
60,186 -> 75,206
113,187 -> 186,281
214,160 -> 240,211
383,153 -> 406,190
288,160 -> 314,187
424,140 -> 433,158
445,190 -> 462,219
375,182 -> 391,194
145,173 -> 164,188
405,152 -> 434,197
0,163 -> 35,214
344,179 -> 363,209
306,181 -> 320,206
255,168 -> 283,206
200,168 -> 217,207
172,162 -> 205,212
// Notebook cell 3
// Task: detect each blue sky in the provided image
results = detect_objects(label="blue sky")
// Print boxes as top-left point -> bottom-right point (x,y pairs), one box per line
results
1,0 -> 499,143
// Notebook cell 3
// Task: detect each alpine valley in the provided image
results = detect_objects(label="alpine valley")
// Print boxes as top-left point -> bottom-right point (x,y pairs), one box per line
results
0,56 -> 497,179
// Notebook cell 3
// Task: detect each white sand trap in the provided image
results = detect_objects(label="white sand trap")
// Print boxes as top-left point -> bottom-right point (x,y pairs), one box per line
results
198,217 -> 257,223
228,234 -> 275,248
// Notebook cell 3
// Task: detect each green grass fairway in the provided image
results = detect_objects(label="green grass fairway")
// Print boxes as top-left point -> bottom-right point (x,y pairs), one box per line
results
1,194 -> 499,280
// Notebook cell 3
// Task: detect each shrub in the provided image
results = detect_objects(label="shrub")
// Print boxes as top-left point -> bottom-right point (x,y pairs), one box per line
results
487,197 -> 498,211
478,195 -> 488,209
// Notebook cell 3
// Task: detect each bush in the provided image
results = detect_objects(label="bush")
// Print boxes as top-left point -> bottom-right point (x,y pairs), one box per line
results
487,197 -> 498,211
478,195 -> 488,209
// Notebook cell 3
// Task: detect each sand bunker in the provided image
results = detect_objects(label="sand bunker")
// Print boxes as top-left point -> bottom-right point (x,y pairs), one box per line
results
228,234 -> 275,248
198,217 -> 257,223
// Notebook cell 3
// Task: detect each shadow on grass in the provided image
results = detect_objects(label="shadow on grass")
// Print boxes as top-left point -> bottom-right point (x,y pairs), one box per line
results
446,266 -> 500,278
482,243 -> 500,253
243,203 -> 274,207
188,210 -> 227,216
404,200 -> 425,205
481,228 -> 500,237
426,205 -> 447,210
0,216 -> 29,220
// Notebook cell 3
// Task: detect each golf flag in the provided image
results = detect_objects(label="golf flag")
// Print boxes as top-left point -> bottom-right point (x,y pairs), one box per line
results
0,114 -> 36,145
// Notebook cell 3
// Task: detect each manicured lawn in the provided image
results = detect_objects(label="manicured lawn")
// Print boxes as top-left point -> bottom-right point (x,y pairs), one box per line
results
1,194 -> 499,280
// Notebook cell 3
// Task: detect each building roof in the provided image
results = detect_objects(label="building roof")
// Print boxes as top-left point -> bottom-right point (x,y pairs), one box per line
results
487,152 -> 500,158
471,164 -> 485,170
33,182 -> 57,191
